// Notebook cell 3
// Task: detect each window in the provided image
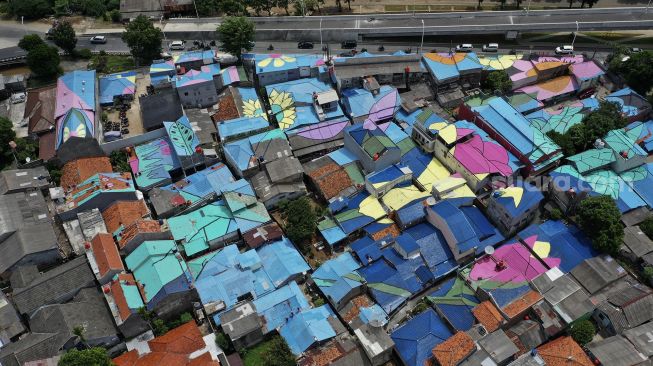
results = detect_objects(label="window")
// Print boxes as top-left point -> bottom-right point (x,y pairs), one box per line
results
184,92 -> 189,96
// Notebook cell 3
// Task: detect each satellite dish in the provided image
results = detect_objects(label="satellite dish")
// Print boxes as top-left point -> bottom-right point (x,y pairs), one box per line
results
484,246 -> 495,256
25,157 -> 31,163
425,197 -> 436,205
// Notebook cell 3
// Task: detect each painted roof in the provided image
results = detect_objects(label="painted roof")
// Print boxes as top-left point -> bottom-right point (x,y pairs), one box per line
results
149,60 -> 175,76
331,190 -> 386,234
422,52 -> 482,82
478,54 -> 523,71
124,240 -> 190,304
398,107 -> 446,136
173,64 -> 220,88
391,309 -> 453,366
490,181 -> 544,218
341,86 -> 401,123
64,172 -> 135,209
173,49 -> 216,65
312,252 -> 363,305
255,53 -> 324,74
217,116 -> 269,141
168,201 -> 239,256
507,55 -> 583,84
286,117 -> 351,154
223,128 -> 286,172
265,78 -> 344,131
109,273 -> 145,322
506,92 -> 544,113
279,305 -> 337,355
624,120 -> 653,153
99,71 -> 136,105
468,96 -> 562,170
605,87 -> 652,118
238,87 -> 267,121
569,60 -> 605,82
605,128 -> 647,160
252,281 -> 311,332
56,108 -> 95,150
55,70 -> 95,119
515,75 -> 579,102
426,277 -> 479,331
159,162 -> 235,204
257,237 -> 310,287
346,123 -> 400,159
130,136 -> 181,189
526,98 -> 599,134
164,116 -> 201,157
518,220 -> 596,273
218,65 -> 241,87
222,179 -> 271,227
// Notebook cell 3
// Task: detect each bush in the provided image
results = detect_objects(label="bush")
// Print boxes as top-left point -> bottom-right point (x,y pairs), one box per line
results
216,331 -> 234,353
313,297 -> 325,307
109,9 -> 121,22
577,195 -> 624,254
27,44 -> 61,78
76,48 -> 93,59
640,216 -> 653,240
18,34 -> 45,52
549,208 -> 563,221
58,347 -> 112,366
643,266 -> 653,286
569,320 -> 596,345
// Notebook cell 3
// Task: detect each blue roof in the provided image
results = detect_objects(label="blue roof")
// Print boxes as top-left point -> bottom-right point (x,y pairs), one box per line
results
328,148 -> 359,166
359,303 -> 388,326
217,116 -> 269,141
605,87 -> 651,118
426,277 -> 479,331
391,309 -> 453,366
413,227 -> 458,278
257,238 -> 310,288
163,116 -> 200,157
224,129 -> 287,172
430,200 -> 480,253
99,71 -> 136,106
252,281 -> 311,332
174,49 -> 216,65
358,259 -> 418,314
255,54 -> 324,73
279,305 -> 337,355
421,52 -> 482,82
312,252 -> 363,305
341,86 -> 400,122
491,181 -> 544,218
622,162 -> 653,210
159,162 -> 235,203
350,235 -> 383,266
367,164 -> 406,184
624,120 -> 653,153
396,202 -> 426,228
518,220 -> 596,273
395,233 -> 420,254
131,136 -> 181,189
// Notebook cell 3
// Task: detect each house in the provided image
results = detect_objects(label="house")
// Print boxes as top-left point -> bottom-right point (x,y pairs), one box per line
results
354,323 -> 394,366
139,89 -> 184,131
472,300 -> 505,332
391,308 -> 453,366
149,60 -> 176,89
223,128 -> 287,178
593,282 -> 653,336
24,85 -> 57,160
117,219 -> 170,256
536,336 -> 594,366
514,75 -> 580,105
217,116 -> 270,143
242,222 -> 284,249
571,255 -> 626,295
0,290 -> 25,346
113,321 -> 223,366
569,60 -> 605,92
0,191 -> 59,275
425,277 -> 480,332
103,273 -> 150,339
286,117 -> 351,160
220,301 -> 264,350
279,305 -> 340,355
174,65 -> 220,108
11,257 -> 95,317
303,154 -> 362,202
620,225 -> 653,262
623,322 -> 653,359
250,153 -> 306,208
343,124 -> 401,174
333,53 -> 423,89
421,52 -> 482,105
365,164 -> 412,198
298,335 -> 371,366
486,181 -> 544,237
311,252 -> 364,310
525,97 -> 599,135
59,156 -> 113,191
587,336 -> 648,366
431,331 -> 476,366
163,116 -> 207,172
459,95 -> 563,175
99,71 -> 136,106
605,87 -> 652,123
102,199 -> 150,237
254,53 -> 326,86
505,55 -> 582,90
86,233 -> 123,285
54,70 -> 96,151
531,268 -> 594,325
506,320 -> 546,356
0,332 -> 69,366
29,288 -> 121,350
173,50 -> 217,71
0,167 -> 50,195
124,240 -> 196,318
459,330 -> 520,366
340,85 -> 401,125
52,136 -> 106,166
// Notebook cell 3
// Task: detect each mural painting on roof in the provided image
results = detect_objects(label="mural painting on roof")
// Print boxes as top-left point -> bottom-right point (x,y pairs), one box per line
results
268,89 -> 297,129
242,98 -> 267,120
164,116 -> 200,156
363,88 -> 401,127
258,54 -> 297,68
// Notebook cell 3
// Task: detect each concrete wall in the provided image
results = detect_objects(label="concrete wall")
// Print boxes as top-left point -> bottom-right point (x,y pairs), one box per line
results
176,82 -> 219,108
100,128 -> 167,155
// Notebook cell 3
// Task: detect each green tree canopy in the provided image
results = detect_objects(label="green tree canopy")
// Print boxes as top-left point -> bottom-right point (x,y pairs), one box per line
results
10,0 -> 52,18
219,0 -> 247,15
577,195 -> 623,254
609,50 -> 653,96
122,15 -> 163,65
217,16 -> 255,62
0,117 -> 17,169
53,21 -> 77,55
262,336 -> 296,366
582,101 -> 627,144
483,70 -> 512,94
18,34 -> 45,52
279,197 -> 317,253
569,320 -> 596,345
57,347 -> 112,366
640,215 -> 653,240
27,44 -> 61,78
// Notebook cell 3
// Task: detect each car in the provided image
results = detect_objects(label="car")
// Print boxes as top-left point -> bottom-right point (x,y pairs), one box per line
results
169,40 -> 185,51
90,35 -> 107,44
341,40 -> 357,49
482,43 -> 499,52
338,50 -> 356,57
628,47 -> 642,54
159,52 -> 173,61
298,41 -> 314,49
10,92 -> 26,104
555,45 -> 574,55
455,44 -> 474,52
45,28 -> 55,40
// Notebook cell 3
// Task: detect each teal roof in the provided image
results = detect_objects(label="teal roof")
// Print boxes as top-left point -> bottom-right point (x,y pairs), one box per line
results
605,129 -> 647,160
567,149 -> 616,174
168,201 -> 239,256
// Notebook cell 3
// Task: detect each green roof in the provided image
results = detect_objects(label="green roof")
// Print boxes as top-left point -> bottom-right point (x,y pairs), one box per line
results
567,149 -> 616,175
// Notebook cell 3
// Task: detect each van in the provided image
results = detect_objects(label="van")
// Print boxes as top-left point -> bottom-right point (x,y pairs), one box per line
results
169,41 -> 185,51
482,43 -> 499,52
455,44 -> 474,52
555,45 -> 574,55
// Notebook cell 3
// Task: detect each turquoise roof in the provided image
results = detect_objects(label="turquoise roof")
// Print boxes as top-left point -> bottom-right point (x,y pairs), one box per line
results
168,201 -> 239,256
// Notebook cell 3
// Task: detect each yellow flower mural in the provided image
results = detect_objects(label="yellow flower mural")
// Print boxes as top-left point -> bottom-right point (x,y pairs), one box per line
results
257,54 -> 297,68
63,123 -> 87,143
242,99 -> 267,120
268,89 -> 296,130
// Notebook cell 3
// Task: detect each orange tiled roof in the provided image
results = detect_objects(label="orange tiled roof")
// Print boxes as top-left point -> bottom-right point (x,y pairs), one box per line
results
502,290 -> 543,319
113,322 -> 220,366
118,220 -> 163,249
370,223 -> 401,241
432,331 -> 476,366
102,200 -> 150,234
472,301 -> 504,332
110,273 -> 145,321
308,162 -> 353,200
60,156 -> 113,189
91,233 -> 123,277
536,336 -> 593,366
342,295 -> 372,323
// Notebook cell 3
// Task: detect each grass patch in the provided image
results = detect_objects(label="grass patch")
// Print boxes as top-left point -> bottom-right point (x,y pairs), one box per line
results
88,54 -> 135,74
406,4 -> 429,10
622,37 -> 653,45
384,4 -> 406,11
583,32 -> 641,42
241,338 -> 275,366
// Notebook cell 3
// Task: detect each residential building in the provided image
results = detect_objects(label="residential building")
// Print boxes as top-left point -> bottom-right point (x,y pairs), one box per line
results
254,54 -> 326,86
364,164 -> 412,198
286,117 -> 351,160
311,252 -> 364,310
593,282 -> 653,336
333,53 -> 423,89
59,156 -> 113,191
173,50 -> 217,72
431,331 -> 476,366
220,301 -> 264,350
24,85 -> 57,160
102,199 -> 150,237
340,85 -> 401,125
250,153 -> 306,208
391,309 -> 453,366
117,219 -> 169,256
486,181 -> 544,237
343,124 -> 401,173
54,70 -> 96,152
421,52 -> 482,107
0,290 -> 25,346
223,128 -> 287,178
623,322 -> 653,359
531,268 -> 594,325
139,89 -> 184,131
86,233 -> 124,285
0,166 -> 50,195
459,329 -> 520,366
354,323 -> 394,366
620,225 -> 653,262
571,255 -> 626,295
103,273 -> 150,339
605,87 -> 652,123
99,71 -> 136,106
587,336 -> 649,366
174,65 -> 220,108
242,222 -> 284,249
217,116 -> 269,143
535,336 -> 594,366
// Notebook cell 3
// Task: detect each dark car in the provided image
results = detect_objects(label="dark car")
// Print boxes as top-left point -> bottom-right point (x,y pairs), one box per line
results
338,50 -> 356,57
298,41 -> 314,49
341,40 -> 357,49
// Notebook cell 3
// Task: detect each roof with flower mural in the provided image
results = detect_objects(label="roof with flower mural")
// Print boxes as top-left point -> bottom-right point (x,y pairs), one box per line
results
99,71 -> 136,106
55,70 -> 96,150
624,120 -> 653,153
517,220 -> 596,273
467,95 -> 563,171
340,86 -> 401,123
505,55 -> 584,88
238,87 -> 266,120
421,52 -> 482,83
514,75 -> 580,102
129,136 -> 181,190
605,87 -> 652,119
490,180 -> 544,218
254,53 -> 325,74
264,78 -> 344,131
526,98 -> 599,135
173,64 -> 220,88
478,54 -> 523,71
569,60 -> 605,82
163,116 -> 200,157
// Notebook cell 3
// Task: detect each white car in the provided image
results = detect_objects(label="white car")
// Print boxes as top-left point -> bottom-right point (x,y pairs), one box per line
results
90,35 -> 107,44
482,43 -> 499,52
169,40 -> 186,51
10,92 -> 26,104
555,45 -> 574,55
455,44 -> 474,52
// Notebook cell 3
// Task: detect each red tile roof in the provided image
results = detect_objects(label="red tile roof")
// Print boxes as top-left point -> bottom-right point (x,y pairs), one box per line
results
502,290 -> 543,319
90,233 -> 123,277
110,273 -> 145,321
308,162 -> 353,200
118,219 -> 164,249
369,223 -> 401,241
60,156 -> 113,189
102,200 -> 150,234
536,336 -> 594,366
242,222 -> 283,249
432,332 -> 476,366
113,322 -> 220,366
472,301 -> 504,332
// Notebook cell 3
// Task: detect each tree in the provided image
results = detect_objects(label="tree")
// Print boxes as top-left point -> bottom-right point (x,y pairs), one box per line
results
609,50 -> 653,96
568,0 -> 575,8
577,195 -> 623,254
344,0 -> 353,11
583,101 -> 627,144
13,137 -> 39,165
9,0 -> 52,19
0,117 -> 17,169
569,320 -> 596,345
57,347 -> 112,366
277,0 -> 291,14
109,9 -> 121,22
53,21 -> 77,55
546,130 -> 576,156
122,15 -> 163,65
643,266 -> 653,286
640,216 -> 653,240
54,0 -> 71,16
27,44 -> 61,78
262,336 -> 296,366
279,197 -> 318,253
217,17 -> 255,62
196,0 -> 220,16
581,0 -> 599,7
219,0 -> 247,15
482,70 -> 511,94
215,331 -> 234,353
335,0 -> 342,12
110,150 -> 130,172
477,0 -> 483,9
19,34 -> 46,52
499,0 -> 507,9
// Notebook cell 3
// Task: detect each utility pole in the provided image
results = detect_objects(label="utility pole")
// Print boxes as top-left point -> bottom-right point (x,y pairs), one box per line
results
320,18 -> 323,50
571,20 -> 579,48
419,19 -> 425,54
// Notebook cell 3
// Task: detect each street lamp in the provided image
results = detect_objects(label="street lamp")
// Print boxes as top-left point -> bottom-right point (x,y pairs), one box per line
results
647,0 -> 652,13
419,19 -> 425,54
571,20 -> 579,48
526,0 -> 532,15
320,18 -> 323,50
